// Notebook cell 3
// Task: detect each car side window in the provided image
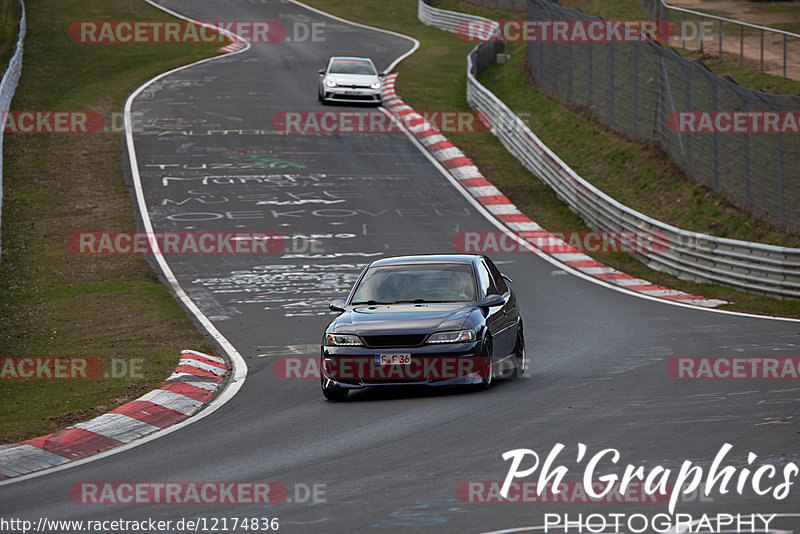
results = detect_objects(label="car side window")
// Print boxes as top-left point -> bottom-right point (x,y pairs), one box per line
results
485,258 -> 508,294
477,261 -> 498,297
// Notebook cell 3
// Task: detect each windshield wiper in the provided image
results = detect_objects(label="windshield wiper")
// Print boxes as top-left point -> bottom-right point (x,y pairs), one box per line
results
351,300 -> 393,305
392,299 -> 437,304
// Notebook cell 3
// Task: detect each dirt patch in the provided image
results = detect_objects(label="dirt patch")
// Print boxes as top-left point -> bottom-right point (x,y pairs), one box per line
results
666,0 -> 800,80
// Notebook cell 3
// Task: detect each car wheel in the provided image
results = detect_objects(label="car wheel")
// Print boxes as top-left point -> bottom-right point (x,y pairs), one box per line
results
512,325 -> 527,377
321,380 -> 348,401
479,336 -> 493,389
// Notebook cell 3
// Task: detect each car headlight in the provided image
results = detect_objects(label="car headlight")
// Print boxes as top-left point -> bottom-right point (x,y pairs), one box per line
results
427,330 -> 476,344
325,333 -> 363,346
325,79 -> 337,88
370,81 -> 381,90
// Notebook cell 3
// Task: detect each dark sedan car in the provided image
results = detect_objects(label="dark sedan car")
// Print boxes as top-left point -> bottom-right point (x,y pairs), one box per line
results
320,254 -> 526,400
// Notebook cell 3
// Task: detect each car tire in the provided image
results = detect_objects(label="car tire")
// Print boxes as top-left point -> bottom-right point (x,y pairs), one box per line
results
512,324 -> 527,378
479,336 -> 493,389
321,380 -> 348,401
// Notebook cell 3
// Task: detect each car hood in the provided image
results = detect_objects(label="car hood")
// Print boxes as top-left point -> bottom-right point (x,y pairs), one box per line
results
331,303 -> 473,335
326,73 -> 379,85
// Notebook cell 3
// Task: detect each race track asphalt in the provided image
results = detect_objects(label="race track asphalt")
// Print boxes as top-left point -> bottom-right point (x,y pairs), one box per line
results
2,1 -> 799,532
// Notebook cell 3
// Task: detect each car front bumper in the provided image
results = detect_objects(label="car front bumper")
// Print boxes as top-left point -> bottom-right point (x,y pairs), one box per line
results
322,87 -> 382,103
320,341 -> 486,389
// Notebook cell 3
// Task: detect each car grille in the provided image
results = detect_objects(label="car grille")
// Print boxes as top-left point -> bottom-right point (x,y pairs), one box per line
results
362,334 -> 427,348
331,94 -> 377,101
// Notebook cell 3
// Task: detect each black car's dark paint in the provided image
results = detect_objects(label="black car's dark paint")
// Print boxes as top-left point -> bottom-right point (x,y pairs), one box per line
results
332,303 -> 472,336
320,255 -> 523,398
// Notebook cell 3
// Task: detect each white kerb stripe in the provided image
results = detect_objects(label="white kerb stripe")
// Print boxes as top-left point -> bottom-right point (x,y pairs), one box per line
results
549,253 -> 592,262
485,204 -> 521,215
449,166 -> 483,180
178,380 -> 219,392
138,390 -> 202,416
613,278 -> 654,286
0,445 -> 69,476
507,221 -> 543,231
418,134 -> 448,146
73,414 -> 160,444
578,267 -> 618,275
468,185 -> 501,197
639,289 -> 692,297
179,358 -> 226,376
430,147 -> 464,161
182,350 -> 225,365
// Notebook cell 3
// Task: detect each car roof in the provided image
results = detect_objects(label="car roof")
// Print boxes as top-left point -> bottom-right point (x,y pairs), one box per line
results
367,254 -> 481,267
329,56 -> 374,63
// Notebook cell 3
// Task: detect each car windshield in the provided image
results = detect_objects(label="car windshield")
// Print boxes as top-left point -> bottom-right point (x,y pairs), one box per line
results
351,264 -> 476,304
329,59 -> 376,76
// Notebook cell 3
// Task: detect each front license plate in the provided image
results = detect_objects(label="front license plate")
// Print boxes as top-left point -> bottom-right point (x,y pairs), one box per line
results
376,353 -> 411,365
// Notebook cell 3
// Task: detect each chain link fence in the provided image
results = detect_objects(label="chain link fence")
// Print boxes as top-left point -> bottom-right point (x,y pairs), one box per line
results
526,0 -> 800,234
419,0 -> 800,298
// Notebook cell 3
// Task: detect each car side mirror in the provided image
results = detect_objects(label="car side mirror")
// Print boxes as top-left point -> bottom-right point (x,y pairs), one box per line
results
318,69 -> 325,75
329,299 -> 346,312
502,274 -> 512,284
379,71 -> 387,77
479,294 -> 505,308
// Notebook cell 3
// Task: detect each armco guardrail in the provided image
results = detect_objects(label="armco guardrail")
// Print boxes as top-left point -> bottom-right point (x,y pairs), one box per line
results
417,0 -> 800,299
0,0 -> 26,260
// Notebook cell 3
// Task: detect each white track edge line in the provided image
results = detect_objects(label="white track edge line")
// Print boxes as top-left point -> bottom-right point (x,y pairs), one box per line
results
0,0 -> 252,487
3,0 -> 796,488
287,0 -> 420,73
378,106 -> 800,324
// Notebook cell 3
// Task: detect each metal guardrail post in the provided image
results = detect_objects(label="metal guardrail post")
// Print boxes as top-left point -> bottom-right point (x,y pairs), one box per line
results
681,12 -> 685,49
784,34 -> 787,77
740,26 -> 744,66
699,15 -> 704,52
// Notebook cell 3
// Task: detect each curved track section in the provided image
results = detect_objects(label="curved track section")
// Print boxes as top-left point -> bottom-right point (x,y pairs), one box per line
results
1,1 -> 799,532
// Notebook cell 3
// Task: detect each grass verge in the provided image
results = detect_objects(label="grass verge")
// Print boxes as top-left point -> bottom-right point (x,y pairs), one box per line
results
301,0 -> 800,318
0,0 -> 222,444
0,0 -> 20,69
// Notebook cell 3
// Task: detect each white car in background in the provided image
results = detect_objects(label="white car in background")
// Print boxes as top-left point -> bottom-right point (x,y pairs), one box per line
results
318,56 -> 383,105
